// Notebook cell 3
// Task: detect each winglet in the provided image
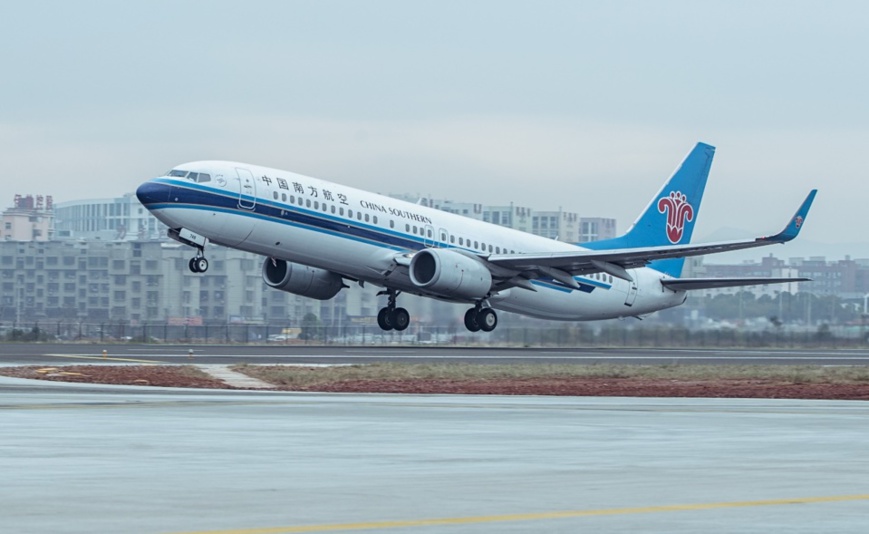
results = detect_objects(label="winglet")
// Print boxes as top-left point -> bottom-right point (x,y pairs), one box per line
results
764,189 -> 817,243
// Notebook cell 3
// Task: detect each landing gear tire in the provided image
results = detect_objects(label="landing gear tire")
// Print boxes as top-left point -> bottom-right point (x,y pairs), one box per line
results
465,307 -> 497,332
377,289 -> 411,332
477,308 -> 498,332
188,253 -> 208,274
377,307 -> 394,331
377,306 -> 410,332
464,308 -> 481,332
392,308 -> 410,331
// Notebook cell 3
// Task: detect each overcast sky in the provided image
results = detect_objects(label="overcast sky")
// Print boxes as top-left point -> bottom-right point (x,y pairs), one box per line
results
1,1 -> 867,248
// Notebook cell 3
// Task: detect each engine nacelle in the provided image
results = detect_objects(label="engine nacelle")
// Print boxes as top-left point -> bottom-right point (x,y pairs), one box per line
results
409,248 -> 492,300
262,259 -> 344,300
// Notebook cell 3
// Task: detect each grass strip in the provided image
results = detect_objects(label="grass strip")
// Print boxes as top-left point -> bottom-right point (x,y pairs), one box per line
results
233,362 -> 869,388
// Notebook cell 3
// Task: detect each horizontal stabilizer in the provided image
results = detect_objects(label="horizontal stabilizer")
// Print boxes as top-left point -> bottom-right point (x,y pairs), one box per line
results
661,277 -> 811,291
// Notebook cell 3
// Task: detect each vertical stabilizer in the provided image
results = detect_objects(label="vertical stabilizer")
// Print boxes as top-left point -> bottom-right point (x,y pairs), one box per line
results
583,142 -> 715,277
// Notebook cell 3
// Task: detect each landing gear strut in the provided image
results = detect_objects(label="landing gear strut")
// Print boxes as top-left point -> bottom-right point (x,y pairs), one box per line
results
188,249 -> 209,273
377,289 -> 410,331
464,303 -> 498,332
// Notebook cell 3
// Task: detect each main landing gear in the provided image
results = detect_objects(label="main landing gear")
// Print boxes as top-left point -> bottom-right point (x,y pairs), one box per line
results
188,249 -> 209,273
377,289 -> 410,331
374,290 -> 498,333
464,303 -> 498,332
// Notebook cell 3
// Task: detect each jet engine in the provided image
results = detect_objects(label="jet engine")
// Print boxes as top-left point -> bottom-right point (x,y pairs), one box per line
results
409,249 -> 492,300
262,258 -> 344,300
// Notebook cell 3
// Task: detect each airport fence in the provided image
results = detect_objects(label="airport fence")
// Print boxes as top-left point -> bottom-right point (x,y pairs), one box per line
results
2,321 -> 868,348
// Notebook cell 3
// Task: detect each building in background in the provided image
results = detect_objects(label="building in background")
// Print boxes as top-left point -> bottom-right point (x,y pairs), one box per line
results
1,194 -> 54,241
2,189 -> 614,325
579,217 -> 618,243
389,193 -> 613,243
54,194 -> 165,241
4,237 -> 865,327
1,240 -> 267,324
12,188 -> 866,328
530,210 -> 577,241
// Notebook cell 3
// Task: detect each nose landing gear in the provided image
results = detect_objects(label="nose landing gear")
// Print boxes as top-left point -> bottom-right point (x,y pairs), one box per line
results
168,227 -> 210,274
188,250 -> 209,273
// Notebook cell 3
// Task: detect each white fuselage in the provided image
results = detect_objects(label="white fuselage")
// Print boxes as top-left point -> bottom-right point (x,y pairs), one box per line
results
141,161 -> 686,321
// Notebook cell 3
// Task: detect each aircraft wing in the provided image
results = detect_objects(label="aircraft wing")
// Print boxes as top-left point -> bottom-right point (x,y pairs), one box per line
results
486,190 -> 816,287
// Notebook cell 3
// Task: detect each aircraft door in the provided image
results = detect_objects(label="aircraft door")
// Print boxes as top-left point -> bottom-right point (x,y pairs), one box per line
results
236,168 -> 257,210
624,276 -> 638,307
214,167 -> 257,247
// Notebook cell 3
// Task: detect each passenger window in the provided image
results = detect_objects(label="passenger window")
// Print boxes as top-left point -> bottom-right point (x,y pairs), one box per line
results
427,229 -> 432,238
413,226 -> 418,234
495,247 -> 500,254
357,212 -> 362,221
390,220 -> 395,229
306,199 -> 311,208
459,237 -> 464,246
451,236 -> 455,244
322,203 -> 327,212
198,173 -> 211,183
290,195 -> 295,203
314,201 -> 319,210
340,207 -> 344,216
364,214 -> 369,222
373,215 -> 377,224
474,241 -> 479,249
348,210 -> 353,218
273,192 -> 278,200
281,193 -> 287,201
405,224 -> 410,232
331,205 -> 336,214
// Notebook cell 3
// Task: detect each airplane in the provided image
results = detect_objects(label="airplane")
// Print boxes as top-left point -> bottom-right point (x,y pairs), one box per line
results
136,142 -> 816,333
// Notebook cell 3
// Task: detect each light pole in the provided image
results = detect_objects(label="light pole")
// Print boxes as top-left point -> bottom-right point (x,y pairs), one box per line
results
860,293 -> 869,342
16,286 -> 23,327
807,293 -> 812,326
778,291 -> 784,323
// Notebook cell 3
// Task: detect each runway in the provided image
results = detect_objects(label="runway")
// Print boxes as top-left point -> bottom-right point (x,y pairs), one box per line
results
3,374 -> 869,533
3,342 -> 869,366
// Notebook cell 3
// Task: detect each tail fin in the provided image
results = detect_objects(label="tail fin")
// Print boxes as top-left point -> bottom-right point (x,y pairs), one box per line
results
583,142 -> 716,277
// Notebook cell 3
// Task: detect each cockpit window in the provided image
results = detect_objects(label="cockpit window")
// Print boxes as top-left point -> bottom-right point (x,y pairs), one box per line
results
167,169 -> 211,183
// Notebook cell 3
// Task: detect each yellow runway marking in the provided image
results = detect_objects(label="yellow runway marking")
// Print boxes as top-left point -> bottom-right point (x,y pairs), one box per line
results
173,493 -> 869,533
45,353 -> 164,364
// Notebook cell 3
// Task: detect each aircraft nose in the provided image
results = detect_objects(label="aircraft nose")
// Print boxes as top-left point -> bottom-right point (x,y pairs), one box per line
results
136,180 -> 172,207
